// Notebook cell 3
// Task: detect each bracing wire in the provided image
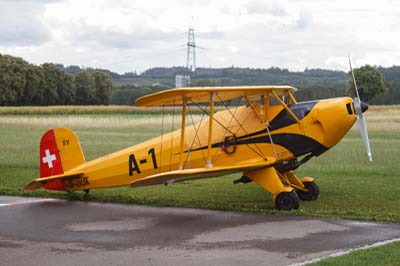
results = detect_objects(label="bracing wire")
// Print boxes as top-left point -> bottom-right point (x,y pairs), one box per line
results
190,100 -> 267,161
265,117 -> 278,160
219,97 -> 267,160
190,101 -> 236,136
185,104 -> 207,166
211,96 -> 242,164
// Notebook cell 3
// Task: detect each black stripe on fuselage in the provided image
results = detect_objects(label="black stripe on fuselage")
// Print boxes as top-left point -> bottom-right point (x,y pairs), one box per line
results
187,133 -> 327,157
186,100 -> 327,157
236,133 -> 327,156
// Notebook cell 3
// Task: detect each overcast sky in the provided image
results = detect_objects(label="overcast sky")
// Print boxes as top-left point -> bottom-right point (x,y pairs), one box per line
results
0,0 -> 398,74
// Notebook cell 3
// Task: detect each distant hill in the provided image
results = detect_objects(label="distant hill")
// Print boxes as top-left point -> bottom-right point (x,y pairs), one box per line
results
59,64 -> 400,104
60,65 -> 349,88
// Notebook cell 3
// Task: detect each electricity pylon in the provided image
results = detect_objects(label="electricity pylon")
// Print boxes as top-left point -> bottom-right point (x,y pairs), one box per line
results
186,28 -> 196,72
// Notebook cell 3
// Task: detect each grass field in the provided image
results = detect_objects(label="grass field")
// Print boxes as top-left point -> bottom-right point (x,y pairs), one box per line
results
1,105 -> 399,265
0,106 -> 399,222
311,241 -> 400,265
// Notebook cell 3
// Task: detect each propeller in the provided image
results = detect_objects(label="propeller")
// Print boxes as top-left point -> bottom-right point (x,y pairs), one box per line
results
348,57 -> 373,161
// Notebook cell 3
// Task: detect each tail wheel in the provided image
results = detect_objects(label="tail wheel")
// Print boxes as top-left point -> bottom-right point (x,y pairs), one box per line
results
297,181 -> 319,201
275,191 -> 300,211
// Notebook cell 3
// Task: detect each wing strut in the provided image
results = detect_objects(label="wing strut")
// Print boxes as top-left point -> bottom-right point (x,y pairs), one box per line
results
271,91 -> 300,123
206,92 -> 216,168
288,91 -> 297,104
179,97 -> 187,170
169,101 -> 176,171
159,105 -> 165,172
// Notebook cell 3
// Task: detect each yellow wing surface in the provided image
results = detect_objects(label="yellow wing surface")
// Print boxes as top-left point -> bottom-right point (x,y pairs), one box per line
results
135,86 -> 297,107
130,158 -> 276,188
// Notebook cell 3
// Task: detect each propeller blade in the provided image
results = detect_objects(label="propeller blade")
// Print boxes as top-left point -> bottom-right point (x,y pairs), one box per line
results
348,57 -> 361,100
356,107 -> 373,161
348,56 -> 373,161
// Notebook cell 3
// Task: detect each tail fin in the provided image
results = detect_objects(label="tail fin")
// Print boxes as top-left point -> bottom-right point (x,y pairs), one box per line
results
40,128 -> 85,190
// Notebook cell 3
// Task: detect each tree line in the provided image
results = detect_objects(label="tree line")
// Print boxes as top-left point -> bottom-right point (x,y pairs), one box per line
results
0,53 -> 395,106
0,54 -> 112,106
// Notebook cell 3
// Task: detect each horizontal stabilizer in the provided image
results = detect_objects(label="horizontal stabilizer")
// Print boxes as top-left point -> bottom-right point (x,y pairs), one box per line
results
130,159 -> 275,188
24,172 -> 84,191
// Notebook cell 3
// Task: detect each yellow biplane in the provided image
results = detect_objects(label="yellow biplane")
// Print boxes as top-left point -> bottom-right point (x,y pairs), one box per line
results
25,61 -> 372,210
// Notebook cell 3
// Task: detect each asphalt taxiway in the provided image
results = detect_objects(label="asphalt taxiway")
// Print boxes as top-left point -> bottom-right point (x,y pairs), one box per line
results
1,196 -> 400,266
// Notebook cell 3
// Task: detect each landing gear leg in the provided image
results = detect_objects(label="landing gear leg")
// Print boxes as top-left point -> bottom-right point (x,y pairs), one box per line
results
83,189 -> 91,201
245,167 -> 300,211
277,172 -> 319,202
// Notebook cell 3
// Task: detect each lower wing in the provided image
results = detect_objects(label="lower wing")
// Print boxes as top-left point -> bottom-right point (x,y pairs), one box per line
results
130,158 -> 276,188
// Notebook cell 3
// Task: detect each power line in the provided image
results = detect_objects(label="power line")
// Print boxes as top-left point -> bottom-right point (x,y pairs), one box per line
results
99,46 -> 186,69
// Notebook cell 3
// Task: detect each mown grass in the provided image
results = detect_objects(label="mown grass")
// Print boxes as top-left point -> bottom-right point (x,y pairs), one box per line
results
0,105 -> 225,115
0,107 -> 399,223
310,241 -> 400,265
0,105 -> 164,115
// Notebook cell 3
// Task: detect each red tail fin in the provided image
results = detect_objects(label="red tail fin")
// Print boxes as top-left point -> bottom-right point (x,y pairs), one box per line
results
40,129 -> 65,190
39,128 -> 86,191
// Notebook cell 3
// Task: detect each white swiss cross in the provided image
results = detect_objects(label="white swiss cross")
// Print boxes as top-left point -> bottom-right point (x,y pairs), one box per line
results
42,149 -> 56,169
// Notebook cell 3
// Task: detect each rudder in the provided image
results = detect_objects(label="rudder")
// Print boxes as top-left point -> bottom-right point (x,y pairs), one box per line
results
40,128 -> 85,190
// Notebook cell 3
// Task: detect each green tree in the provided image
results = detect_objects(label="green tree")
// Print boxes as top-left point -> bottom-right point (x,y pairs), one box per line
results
347,65 -> 388,102
0,54 -> 28,105
111,85 -> 165,105
75,71 -> 95,105
41,63 -> 61,105
57,72 -> 75,105
112,86 -> 136,105
24,65 -> 44,105
0,55 -> 14,105
40,63 -> 75,105
189,79 -> 218,87
9,57 -> 27,105
92,71 -> 112,105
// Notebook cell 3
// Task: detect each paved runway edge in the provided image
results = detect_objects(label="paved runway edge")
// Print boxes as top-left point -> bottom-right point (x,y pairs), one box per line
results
1,196 -> 400,266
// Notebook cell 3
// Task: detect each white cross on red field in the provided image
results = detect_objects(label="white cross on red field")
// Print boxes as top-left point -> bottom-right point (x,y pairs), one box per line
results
42,149 -> 56,168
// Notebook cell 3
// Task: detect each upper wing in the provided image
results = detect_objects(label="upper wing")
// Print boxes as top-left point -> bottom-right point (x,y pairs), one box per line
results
135,86 -> 297,107
130,158 -> 276,188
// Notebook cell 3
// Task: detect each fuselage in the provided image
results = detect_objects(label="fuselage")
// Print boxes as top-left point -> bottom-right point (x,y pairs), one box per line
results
64,96 -> 357,191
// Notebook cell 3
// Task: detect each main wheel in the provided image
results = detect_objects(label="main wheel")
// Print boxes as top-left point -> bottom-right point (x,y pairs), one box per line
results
297,181 -> 319,201
275,191 -> 300,211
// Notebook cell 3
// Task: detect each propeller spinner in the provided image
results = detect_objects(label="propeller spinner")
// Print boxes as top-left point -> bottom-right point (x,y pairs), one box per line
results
348,57 -> 373,161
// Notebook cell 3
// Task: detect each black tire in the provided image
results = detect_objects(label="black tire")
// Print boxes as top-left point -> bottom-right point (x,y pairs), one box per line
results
297,181 -> 319,201
275,191 -> 300,211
